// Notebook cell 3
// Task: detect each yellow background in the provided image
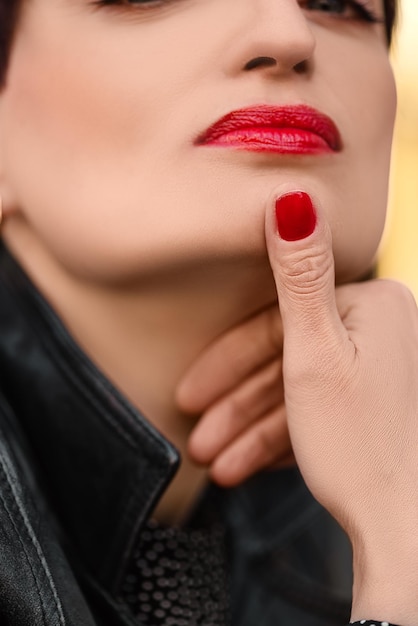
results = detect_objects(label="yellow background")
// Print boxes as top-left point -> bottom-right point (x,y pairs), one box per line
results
379,0 -> 418,294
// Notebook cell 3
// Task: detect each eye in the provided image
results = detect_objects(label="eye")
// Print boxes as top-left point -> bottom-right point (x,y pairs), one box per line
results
302,0 -> 383,23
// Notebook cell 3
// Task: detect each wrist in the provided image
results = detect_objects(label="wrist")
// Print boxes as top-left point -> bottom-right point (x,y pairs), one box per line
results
351,530 -> 418,626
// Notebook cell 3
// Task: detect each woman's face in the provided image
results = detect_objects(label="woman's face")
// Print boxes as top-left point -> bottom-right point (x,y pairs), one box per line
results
0,0 -> 396,284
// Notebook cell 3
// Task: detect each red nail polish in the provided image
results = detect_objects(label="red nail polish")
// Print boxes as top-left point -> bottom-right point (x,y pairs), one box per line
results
275,191 -> 317,241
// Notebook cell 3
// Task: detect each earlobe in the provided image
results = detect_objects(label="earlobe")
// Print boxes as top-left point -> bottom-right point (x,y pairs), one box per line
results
0,176 -> 18,217
0,99 -> 19,217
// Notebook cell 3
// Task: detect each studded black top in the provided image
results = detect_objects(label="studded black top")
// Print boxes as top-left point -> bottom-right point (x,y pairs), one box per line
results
120,518 -> 230,626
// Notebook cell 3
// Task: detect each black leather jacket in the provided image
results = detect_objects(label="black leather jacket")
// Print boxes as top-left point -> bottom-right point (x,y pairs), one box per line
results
0,242 -> 353,625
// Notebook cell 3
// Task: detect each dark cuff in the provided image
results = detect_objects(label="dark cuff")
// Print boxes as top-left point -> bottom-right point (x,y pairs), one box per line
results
350,621 -> 403,626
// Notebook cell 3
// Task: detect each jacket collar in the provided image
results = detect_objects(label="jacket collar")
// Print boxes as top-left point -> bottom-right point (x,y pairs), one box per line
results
0,242 -> 180,595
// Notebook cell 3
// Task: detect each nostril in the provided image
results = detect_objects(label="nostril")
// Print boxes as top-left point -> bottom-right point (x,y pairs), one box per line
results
244,56 -> 277,71
294,60 -> 308,74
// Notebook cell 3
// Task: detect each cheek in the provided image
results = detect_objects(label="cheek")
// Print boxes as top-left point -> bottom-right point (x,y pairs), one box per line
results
4,35 -> 157,178
1,29 -> 172,278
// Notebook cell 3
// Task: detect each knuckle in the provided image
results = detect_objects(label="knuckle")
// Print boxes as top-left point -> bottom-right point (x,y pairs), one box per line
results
374,278 -> 416,306
280,245 -> 334,297
284,338 -> 352,389
390,281 -> 417,308
222,340 -> 253,379
254,425 -> 279,461
225,393 -> 247,421
265,306 -> 283,354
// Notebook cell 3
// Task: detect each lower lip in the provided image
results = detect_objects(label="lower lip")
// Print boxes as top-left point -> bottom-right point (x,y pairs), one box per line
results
201,127 -> 333,154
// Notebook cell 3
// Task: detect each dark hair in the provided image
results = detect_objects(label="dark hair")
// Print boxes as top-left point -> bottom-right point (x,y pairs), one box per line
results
384,0 -> 398,45
0,0 -> 399,86
0,0 -> 20,86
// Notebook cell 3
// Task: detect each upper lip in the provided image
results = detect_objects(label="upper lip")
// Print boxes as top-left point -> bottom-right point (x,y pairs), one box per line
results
196,104 -> 342,152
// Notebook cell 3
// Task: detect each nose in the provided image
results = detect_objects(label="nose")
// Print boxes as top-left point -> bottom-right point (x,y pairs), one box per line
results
226,0 -> 316,78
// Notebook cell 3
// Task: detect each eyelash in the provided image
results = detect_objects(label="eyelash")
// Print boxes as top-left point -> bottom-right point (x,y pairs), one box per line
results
90,0 -> 167,11
301,0 -> 383,24
91,0 -> 383,24
91,0 -> 161,7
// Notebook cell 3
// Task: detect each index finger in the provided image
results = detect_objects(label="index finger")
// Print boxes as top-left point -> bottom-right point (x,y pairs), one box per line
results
176,303 -> 283,413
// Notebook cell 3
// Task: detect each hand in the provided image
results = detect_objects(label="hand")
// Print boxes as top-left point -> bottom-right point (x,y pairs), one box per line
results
176,304 -> 295,487
266,188 -> 418,625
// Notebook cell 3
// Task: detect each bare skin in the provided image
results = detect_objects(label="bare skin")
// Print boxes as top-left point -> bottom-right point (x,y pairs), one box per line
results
3,4 -> 417,622
264,187 -> 418,625
0,0 -> 394,518
176,302 -> 292,485
180,184 -> 418,624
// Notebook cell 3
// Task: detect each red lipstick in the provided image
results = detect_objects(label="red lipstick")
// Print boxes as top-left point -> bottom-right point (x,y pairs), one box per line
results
196,105 -> 341,155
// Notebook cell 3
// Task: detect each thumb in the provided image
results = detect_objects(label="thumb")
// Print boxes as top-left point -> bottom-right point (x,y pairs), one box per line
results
265,190 -> 346,357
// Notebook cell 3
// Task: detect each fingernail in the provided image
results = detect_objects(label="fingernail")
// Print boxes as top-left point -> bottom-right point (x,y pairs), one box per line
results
275,191 -> 317,241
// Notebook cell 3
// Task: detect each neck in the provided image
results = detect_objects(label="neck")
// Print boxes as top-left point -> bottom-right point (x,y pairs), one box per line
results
3,221 -> 277,521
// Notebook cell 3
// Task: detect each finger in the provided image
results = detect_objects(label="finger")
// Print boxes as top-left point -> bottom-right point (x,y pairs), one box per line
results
272,450 -> 297,469
176,304 -> 283,414
188,358 -> 283,464
265,189 -> 350,377
208,405 -> 291,487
